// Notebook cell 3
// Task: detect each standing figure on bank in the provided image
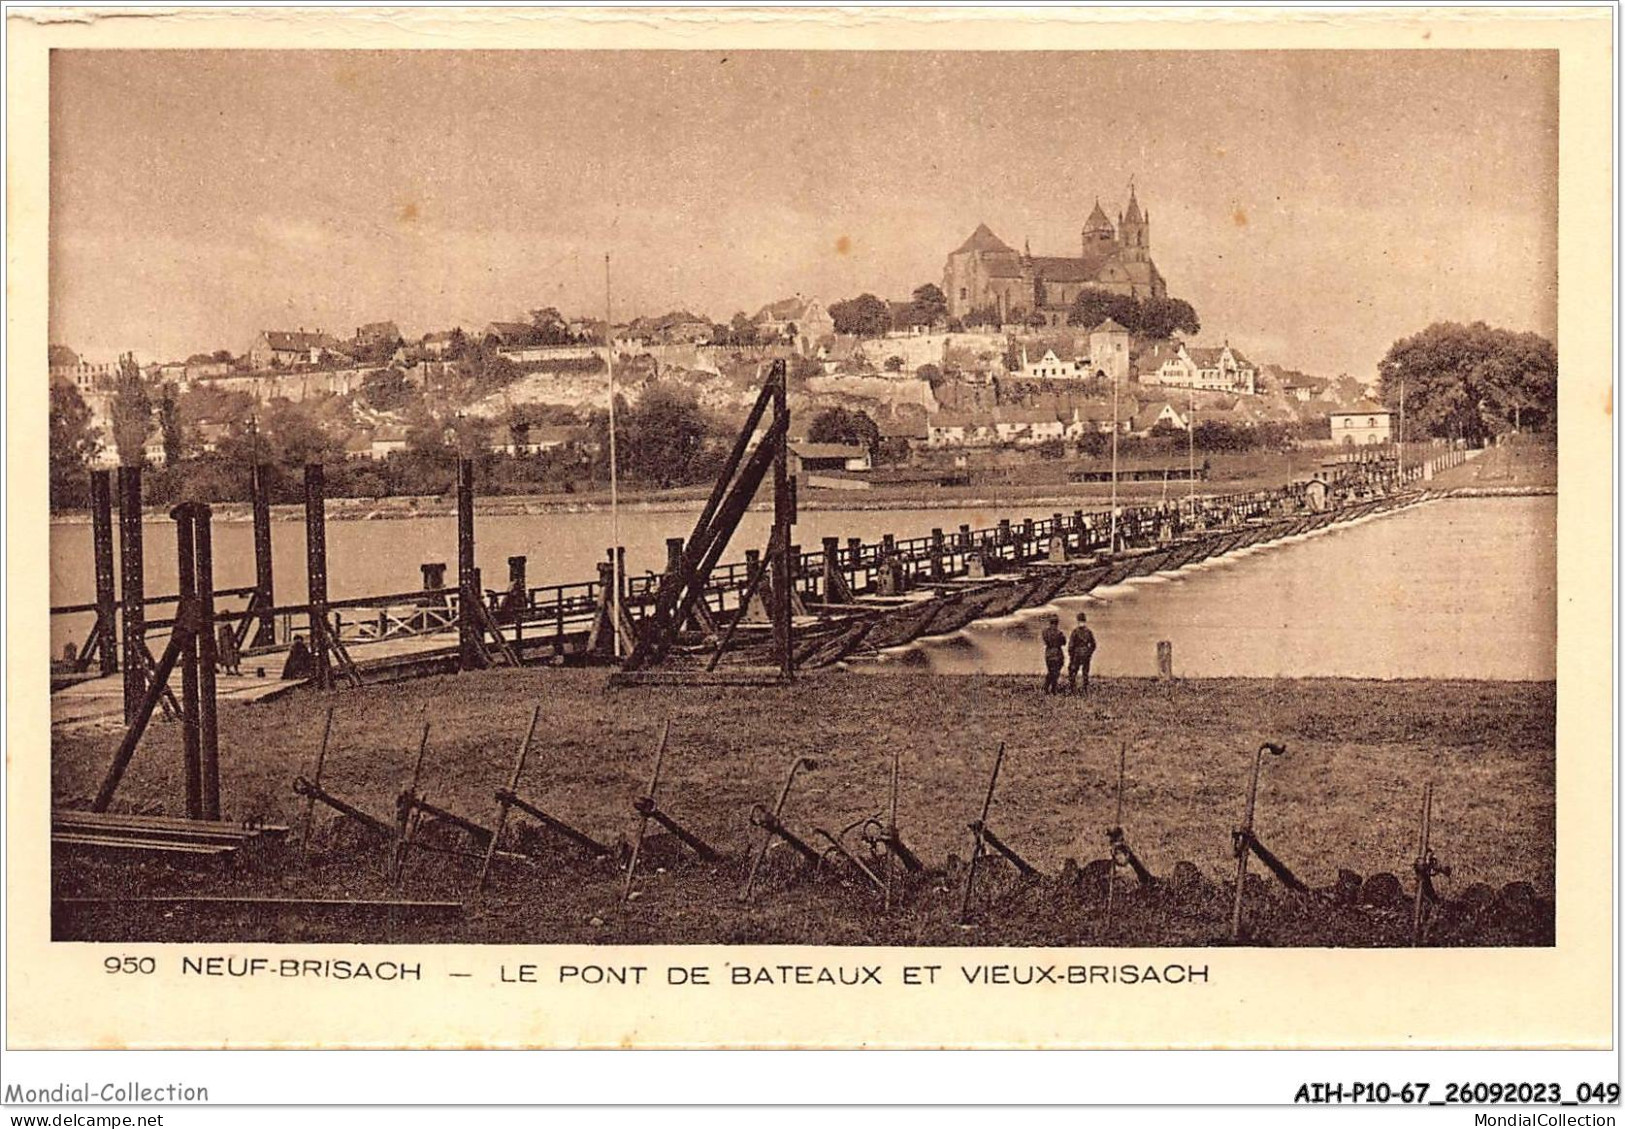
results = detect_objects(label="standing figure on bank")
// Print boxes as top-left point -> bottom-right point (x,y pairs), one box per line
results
1068,611 -> 1097,696
216,621 -> 241,675
1041,614 -> 1067,695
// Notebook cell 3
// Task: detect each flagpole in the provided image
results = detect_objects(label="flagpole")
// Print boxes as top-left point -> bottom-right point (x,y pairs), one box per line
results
606,253 -> 623,658
1397,377 -> 1406,484
1109,364 -> 1119,552
1187,384 -> 1196,504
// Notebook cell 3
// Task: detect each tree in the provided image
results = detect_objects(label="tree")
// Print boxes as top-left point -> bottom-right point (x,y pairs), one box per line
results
1137,296 -> 1201,339
807,407 -> 880,456
884,355 -> 905,373
917,363 -> 945,390
1376,321 -> 1557,443
529,307 -> 572,346
108,352 -> 153,466
360,366 -> 417,412
614,384 -> 711,487
258,397 -> 346,467
828,293 -> 891,338
49,381 -> 100,508
911,283 -> 948,327
1066,287 -> 1140,331
156,383 -> 186,465
788,354 -> 826,382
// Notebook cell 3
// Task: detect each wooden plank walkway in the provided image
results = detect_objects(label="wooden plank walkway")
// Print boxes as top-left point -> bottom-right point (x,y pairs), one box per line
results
50,628 -> 468,731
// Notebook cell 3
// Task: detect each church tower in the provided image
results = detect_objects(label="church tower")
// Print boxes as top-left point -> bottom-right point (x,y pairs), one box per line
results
1118,185 -> 1150,262
1082,198 -> 1115,253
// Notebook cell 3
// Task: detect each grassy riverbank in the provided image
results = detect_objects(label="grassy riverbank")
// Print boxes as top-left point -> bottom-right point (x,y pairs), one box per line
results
53,669 -> 1554,946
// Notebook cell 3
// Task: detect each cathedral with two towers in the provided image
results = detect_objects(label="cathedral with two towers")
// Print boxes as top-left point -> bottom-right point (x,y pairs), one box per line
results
943,187 -> 1167,328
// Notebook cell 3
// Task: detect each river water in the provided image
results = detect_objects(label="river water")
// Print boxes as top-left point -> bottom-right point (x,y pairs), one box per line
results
49,495 -> 1555,680
885,495 -> 1556,681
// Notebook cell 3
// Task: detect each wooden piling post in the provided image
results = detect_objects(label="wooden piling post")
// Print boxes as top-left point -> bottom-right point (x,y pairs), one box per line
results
89,469 -> 119,675
820,536 -> 842,601
770,370 -> 793,681
117,464 -> 146,724
250,462 -> 276,647
192,503 -> 222,819
303,463 -> 332,690
420,562 -> 447,604
665,537 -> 684,577
456,458 -> 479,670
930,527 -> 945,581
171,503 -> 204,818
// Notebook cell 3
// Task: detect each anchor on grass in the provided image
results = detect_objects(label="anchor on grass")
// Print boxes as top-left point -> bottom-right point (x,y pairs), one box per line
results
1229,741 -> 1309,942
477,704 -> 612,892
621,720 -> 721,903
388,716 -> 516,885
738,755 -> 820,901
959,742 -> 1039,924
1410,780 -> 1451,945
291,706 -> 397,848
1103,741 -> 1156,927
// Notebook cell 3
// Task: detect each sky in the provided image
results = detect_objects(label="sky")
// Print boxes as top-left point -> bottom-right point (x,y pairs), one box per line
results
50,49 -> 1557,378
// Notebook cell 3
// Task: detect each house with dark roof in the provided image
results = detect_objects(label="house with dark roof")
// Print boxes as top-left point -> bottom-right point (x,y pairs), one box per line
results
752,296 -> 835,353
1129,400 -> 1191,436
482,322 -> 537,349
942,187 -> 1167,328
249,329 -> 342,370
1139,341 -> 1258,395
789,442 -> 873,475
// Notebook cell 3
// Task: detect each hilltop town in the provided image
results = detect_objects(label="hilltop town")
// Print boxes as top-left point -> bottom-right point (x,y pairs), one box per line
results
48,192 -> 1396,508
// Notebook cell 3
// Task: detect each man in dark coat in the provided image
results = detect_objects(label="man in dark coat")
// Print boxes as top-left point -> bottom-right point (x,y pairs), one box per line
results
1040,614 -> 1067,695
281,634 -> 315,681
1068,611 -> 1097,696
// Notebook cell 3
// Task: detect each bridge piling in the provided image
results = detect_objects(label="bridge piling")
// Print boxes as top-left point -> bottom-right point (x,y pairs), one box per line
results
117,465 -> 146,724
304,463 -> 332,690
90,469 -> 118,675
192,502 -> 222,819
170,503 -> 204,818
456,458 -> 479,671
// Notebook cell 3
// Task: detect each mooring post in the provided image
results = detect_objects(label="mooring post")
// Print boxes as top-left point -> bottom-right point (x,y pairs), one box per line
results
303,463 -> 332,691
958,523 -> 971,551
250,462 -> 276,647
89,469 -> 118,675
192,502 -> 222,819
171,503 -> 204,819
506,555 -> 527,642
742,548 -> 763,617
456,458 -> 478,670
665,537 -> 684,578
1021,517 -> 1035,561
117,464 -> 146,724
820,536 -> 841,600
930,528 -> 945,581
997,518 -> 1011,553
420,562 -> 447,605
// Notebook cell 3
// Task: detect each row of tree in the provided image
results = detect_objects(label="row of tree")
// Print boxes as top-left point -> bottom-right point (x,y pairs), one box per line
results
1376,321 -> 1557,443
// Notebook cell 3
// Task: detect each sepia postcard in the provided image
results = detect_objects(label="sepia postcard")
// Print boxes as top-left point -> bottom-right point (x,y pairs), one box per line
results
5,5 -> 1615,1060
